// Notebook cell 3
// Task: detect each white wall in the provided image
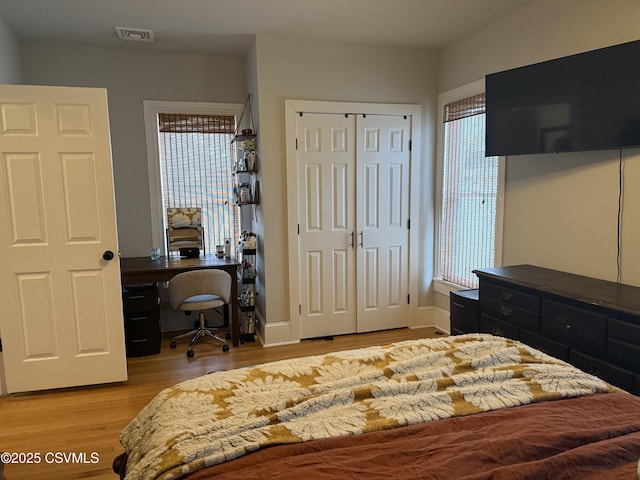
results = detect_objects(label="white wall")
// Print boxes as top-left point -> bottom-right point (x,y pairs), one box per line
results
21,42 -> 247,257
437,0 -> 640,287
252,35 -> 437,342
0,17 -> 21,84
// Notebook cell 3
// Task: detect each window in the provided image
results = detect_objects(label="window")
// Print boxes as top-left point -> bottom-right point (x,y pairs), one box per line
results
157,113 -> 239,252
143,101 -> 243,255
436,81 -> 503,288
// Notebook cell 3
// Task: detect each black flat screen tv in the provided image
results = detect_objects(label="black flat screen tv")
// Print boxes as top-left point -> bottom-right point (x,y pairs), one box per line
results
485,39 -> 640,157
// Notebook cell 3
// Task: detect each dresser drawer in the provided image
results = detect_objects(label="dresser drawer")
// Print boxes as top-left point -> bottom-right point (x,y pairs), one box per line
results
450,289 -> 479,333
122,284 -> 159,312
541,299 -> 607,353
480,313 -> 519,340
569,350 -> 635,392
608,317 -> 640,346
607,338 -> 640,372
481,281 -> 540,313
482,296 -> 539,331
519,329 -> 569,361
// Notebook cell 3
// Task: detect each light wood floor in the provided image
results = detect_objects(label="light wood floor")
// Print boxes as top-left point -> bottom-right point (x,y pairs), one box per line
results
0,326 -> 444,480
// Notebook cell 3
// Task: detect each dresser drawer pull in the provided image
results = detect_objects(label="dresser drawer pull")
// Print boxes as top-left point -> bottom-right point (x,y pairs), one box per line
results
491,327 -> 505,337
127,295 -> 147,299
131,338 -> 149,343
501,291 -> 514,301
565,323 -> 572,332
129,316 -> 148,321
499,305 -> 513,317
452,302 -> 466,309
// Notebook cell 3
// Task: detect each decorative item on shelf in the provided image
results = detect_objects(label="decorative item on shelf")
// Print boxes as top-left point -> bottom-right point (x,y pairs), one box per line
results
242,259 -> 255,280
238,183 -> 252,204
240,231 -> 257,250
238,231 -> 258,343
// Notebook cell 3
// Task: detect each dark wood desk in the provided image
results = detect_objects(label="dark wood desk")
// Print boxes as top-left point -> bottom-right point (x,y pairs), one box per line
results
120,255 -> 241,347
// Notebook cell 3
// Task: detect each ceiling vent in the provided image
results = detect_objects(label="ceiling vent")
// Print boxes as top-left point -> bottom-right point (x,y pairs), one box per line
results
114,27 -> 154,42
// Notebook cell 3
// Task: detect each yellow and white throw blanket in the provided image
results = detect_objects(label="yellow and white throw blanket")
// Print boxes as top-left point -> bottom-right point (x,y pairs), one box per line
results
120,334 -> 614,480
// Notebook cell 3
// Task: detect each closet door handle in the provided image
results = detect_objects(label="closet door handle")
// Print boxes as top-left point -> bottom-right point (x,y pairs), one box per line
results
350,232 -> 355,248
359,231 -> 363,247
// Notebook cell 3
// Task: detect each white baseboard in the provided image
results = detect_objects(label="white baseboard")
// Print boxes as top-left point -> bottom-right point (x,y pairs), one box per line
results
411,305 -> 451,334
259,306 -> 452,347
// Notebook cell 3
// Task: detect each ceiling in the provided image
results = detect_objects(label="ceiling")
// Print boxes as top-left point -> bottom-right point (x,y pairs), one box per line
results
0,0 -> 531,56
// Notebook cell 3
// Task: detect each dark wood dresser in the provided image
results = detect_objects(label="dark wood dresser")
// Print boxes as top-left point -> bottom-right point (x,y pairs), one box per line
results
473,265 -> 640,395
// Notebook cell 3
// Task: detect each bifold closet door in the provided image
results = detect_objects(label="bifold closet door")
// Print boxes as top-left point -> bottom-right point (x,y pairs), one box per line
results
297,113 -> 357,339
296,112 -> 410,338
355,114 -> 410,332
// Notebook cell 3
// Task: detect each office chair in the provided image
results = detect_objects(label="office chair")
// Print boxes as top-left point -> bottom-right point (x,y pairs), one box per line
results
168,269 -> 231,357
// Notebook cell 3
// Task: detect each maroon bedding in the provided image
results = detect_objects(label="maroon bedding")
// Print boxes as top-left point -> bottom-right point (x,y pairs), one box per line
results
115,392 -> 640,479
184,392 -> 640,480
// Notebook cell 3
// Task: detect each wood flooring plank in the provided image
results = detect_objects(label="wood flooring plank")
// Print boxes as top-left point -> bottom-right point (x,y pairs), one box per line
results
0,327 -> 442,480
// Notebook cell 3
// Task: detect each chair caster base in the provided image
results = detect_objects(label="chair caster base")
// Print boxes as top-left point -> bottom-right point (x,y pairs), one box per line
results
187,349 -> 195,358
222,344 -> 230,352
170,341 -> 177,348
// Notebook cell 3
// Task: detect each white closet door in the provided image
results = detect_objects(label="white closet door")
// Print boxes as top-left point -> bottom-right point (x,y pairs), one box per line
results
356,114 -> 410,332
0,85 -> 127,393
297,113 -> 357,338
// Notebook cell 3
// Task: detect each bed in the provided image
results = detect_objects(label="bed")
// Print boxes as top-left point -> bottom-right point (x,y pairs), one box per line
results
113,333 -> 640,480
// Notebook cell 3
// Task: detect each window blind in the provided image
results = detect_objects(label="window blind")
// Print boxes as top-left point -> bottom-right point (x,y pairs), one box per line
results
157,113 -> 239,252
440,94 -> 497,288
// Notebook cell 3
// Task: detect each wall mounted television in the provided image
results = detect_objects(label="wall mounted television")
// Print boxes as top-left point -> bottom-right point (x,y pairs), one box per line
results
485,39 -> 640,157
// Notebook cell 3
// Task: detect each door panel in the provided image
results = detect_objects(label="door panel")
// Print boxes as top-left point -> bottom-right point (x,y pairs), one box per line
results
296,112 -> 410,338
0,85 -> 126,393
297,114 -> 356,338
356,115 -> 410,332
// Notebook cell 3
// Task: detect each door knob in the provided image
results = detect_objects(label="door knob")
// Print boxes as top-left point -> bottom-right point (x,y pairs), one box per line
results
103,250 -> 115,261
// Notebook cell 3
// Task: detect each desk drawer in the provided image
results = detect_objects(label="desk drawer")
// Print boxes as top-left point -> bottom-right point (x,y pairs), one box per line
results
541,299 -> 607,353
481,281 -> 540,313
123,284 -> 159,312
126,333 -> 161,357
125,311 -> 160,339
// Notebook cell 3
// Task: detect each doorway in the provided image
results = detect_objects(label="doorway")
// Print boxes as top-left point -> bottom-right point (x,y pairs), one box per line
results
285,100 -> 422,340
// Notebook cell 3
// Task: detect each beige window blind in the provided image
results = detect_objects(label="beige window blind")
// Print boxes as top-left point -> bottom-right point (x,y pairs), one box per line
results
440,94 -> 498,288
157,113 -> 239,252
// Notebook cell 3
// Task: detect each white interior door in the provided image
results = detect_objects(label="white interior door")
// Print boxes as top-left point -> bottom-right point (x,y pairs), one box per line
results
0,85 -> 127,393
356,114 -> 410,332
297,113 -> 357,338
296,112 -> 410,338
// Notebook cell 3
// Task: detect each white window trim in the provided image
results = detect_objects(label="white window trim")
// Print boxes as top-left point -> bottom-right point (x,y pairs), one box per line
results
143,100 -> 243,251
434,79 -> 505,292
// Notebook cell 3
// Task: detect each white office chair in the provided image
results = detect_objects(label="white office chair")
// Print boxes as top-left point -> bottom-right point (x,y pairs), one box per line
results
168,269 -> 231,357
